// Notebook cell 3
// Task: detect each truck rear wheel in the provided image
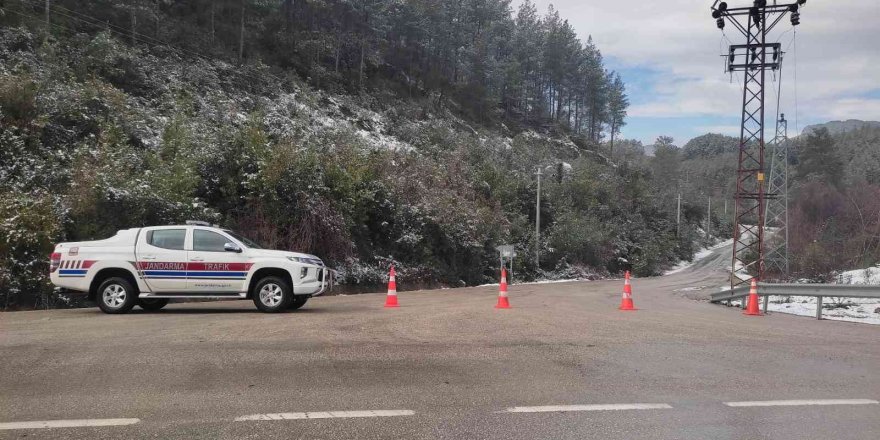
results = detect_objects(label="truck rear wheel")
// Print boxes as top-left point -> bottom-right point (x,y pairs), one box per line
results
287,295 -> 309,310
138,298 -> 169,311
96,277 -> 138,314
252,276 -> 293,313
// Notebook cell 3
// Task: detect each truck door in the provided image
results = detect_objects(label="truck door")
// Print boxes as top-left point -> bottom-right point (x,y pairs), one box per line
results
137,227 -> 190,292
186,228 -> 251,293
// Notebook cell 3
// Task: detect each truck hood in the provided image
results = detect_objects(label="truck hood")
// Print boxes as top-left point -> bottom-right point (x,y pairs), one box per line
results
249,249 -> 324,265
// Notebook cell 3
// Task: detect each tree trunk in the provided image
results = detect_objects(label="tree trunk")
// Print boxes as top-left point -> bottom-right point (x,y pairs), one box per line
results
154,0 -> 159,39
589,112 -> 595,142
609,123 -> 616,160
566,93 -> 572,126
239,0 -> 245,62
359,8 -> 369,90
130,4 -> 136,45
359,39 -> 365,89
210,1 -> 215,44
283,0 -> 294,30
334,38 -> 340,73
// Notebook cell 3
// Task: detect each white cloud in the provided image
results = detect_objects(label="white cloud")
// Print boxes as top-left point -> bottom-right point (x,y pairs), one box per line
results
628,76 -> 740,118
524,0 -> 880,126
824,98 -> 880,121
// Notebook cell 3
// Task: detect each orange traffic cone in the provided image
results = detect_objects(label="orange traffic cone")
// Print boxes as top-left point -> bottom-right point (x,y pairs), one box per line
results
743,278 -> 762,316
619,271 -> 636,310
384,266 -> 399,308
495,267 -> 511,309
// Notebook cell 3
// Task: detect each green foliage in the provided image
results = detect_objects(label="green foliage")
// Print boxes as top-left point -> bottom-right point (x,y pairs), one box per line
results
681,133 -> 739,159
796,127 -> 844,187
0,192 -> 62,310
0,73 -> 39,123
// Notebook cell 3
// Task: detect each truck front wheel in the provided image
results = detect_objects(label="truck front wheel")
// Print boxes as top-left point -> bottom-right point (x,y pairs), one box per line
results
96,277 -> 138,314
252,276 -> 293,313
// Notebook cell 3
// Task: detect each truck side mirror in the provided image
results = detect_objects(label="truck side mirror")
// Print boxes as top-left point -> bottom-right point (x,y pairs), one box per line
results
224,243 -> 242,253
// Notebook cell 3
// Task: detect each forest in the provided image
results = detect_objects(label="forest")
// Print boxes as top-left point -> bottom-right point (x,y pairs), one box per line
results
1,0 -> 627,140
5,0 -> 870,310
674,124 -> 880,281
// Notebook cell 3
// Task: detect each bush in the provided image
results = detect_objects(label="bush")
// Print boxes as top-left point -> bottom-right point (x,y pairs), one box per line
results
0,74 -> 39,124
0,192 -> 62,310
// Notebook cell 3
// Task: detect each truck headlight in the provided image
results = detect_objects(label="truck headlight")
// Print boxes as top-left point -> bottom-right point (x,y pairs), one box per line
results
287,256 -> 324,266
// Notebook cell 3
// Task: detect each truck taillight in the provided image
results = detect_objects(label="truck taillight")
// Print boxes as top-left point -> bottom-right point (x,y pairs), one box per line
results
49,252 -> 61,273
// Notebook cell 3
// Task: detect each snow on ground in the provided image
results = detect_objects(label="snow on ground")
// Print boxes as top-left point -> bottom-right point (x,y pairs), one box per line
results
836,266 -> 880,284
767,266 -> 880,325
664,238 -> 733,275
767,296 -> 880,325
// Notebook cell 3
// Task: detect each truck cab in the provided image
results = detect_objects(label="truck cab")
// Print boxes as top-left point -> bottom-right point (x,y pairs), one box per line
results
50,222 -> 332,314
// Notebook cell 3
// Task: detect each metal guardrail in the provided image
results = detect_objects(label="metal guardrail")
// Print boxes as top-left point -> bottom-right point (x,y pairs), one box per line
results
710,283 -> 880,319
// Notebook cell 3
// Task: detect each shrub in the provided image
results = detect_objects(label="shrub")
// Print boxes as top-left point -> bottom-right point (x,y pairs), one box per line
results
0,192 -> 62,310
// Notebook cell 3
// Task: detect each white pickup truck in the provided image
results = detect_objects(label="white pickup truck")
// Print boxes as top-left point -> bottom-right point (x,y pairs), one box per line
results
49,221 -> 333,314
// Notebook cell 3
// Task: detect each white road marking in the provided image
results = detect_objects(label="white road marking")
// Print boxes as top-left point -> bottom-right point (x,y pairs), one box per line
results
725,399 -> 880,408
503,403 -> 673,413
0,418 -> 140,430
234,410 -> 415,421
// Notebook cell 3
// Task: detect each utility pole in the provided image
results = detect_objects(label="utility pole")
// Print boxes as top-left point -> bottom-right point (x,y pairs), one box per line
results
710,0 -> 805,290
707,197 -> 712,239
676,193 -> 682,237
535,167 -> 543,268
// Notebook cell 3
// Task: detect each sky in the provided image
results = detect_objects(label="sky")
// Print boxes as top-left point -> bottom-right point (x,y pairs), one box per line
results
523,0 -> 880,147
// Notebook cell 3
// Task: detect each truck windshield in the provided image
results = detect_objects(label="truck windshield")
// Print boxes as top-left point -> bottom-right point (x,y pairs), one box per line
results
224,230 -> 264,249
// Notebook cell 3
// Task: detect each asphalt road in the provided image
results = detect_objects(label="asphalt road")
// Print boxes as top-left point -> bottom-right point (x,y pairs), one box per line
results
1,244 -> 879,439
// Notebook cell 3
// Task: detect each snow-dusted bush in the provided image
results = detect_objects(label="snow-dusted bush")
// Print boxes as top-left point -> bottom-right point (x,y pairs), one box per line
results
0,192 -> 61,309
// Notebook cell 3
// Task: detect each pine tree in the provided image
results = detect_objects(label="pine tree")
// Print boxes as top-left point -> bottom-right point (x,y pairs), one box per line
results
606,72 -> 628,159
797,127 -> 844,187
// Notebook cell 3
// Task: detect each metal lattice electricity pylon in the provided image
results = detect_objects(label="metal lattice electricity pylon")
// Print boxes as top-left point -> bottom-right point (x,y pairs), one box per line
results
765,112 -> 790,277
711,0 -> 804,290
